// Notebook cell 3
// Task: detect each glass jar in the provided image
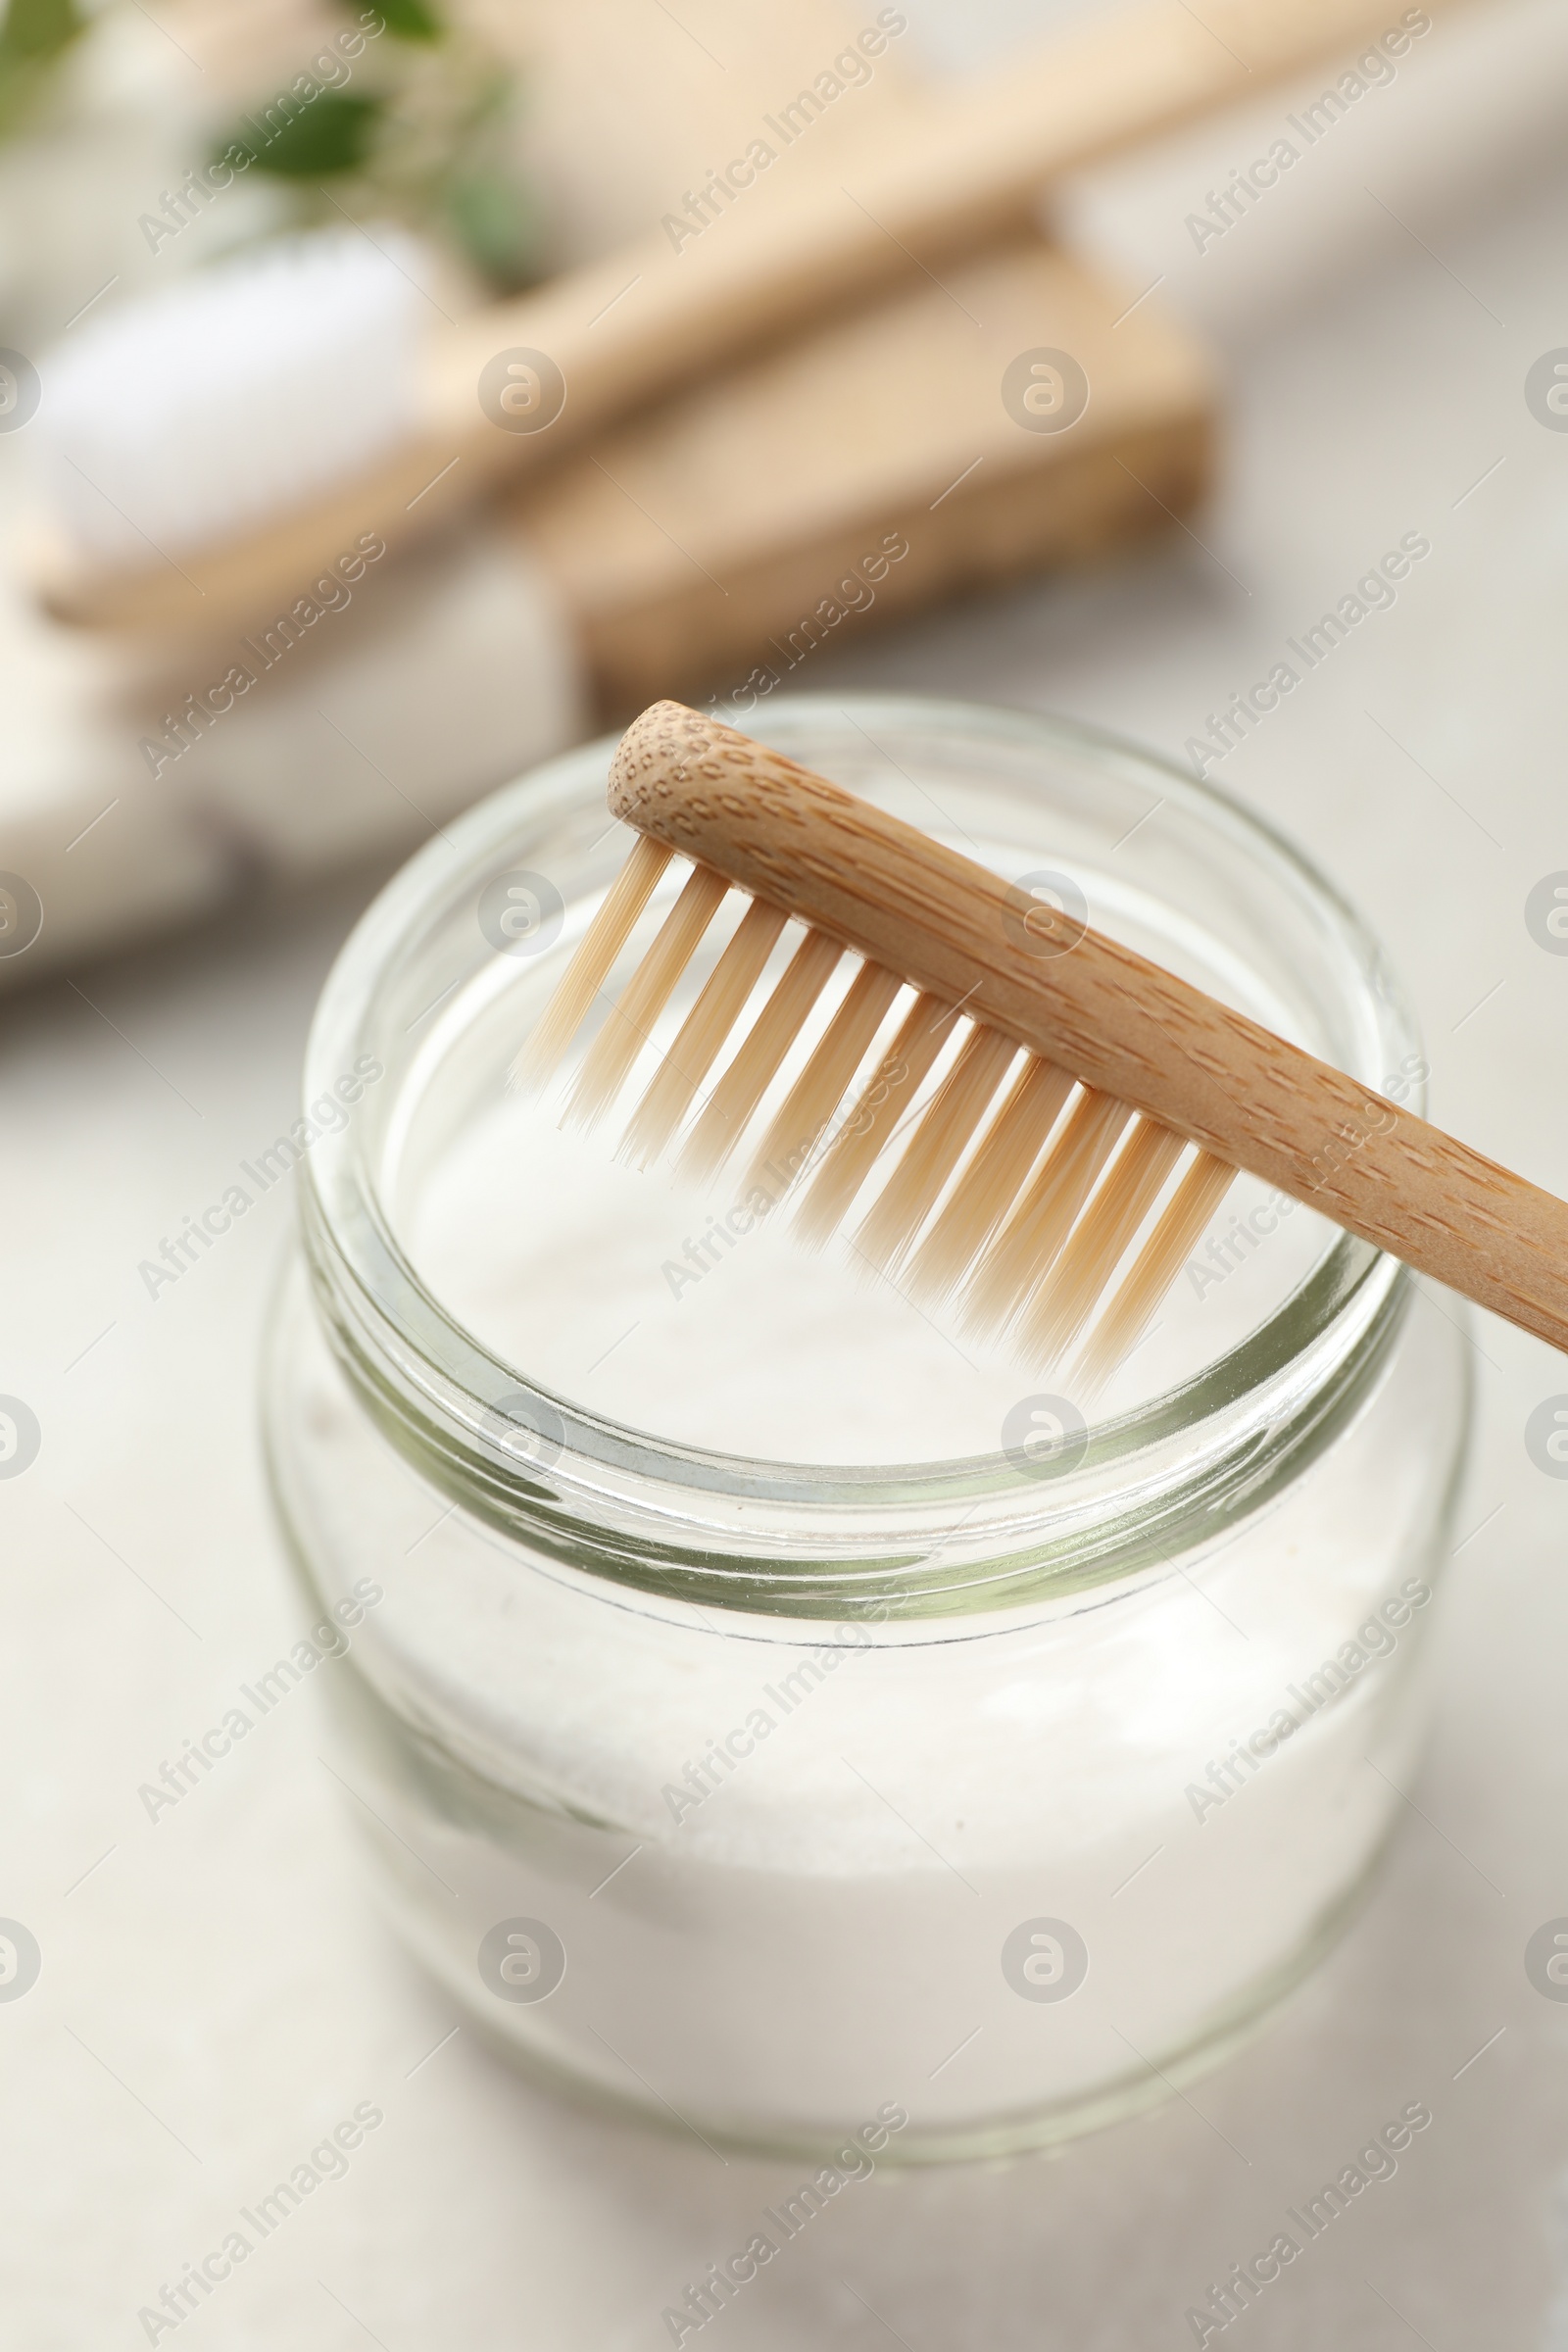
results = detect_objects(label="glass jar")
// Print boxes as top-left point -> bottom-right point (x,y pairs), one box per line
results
262,695 -> 1470,2163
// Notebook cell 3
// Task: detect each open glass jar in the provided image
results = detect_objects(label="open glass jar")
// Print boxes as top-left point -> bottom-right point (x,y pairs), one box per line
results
263,696 -> 1469,2162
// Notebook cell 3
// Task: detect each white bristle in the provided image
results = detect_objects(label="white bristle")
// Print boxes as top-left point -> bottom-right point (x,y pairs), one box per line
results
36,229 -> 429,567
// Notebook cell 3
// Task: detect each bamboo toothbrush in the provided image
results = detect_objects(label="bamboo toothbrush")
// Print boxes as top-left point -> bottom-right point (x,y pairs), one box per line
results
514,702 -> 1568,1392
28,0 -> 1465,636
0,228 -> 1210,989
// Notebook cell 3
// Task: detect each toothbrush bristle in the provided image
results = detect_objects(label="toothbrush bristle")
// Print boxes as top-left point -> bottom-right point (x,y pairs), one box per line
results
562,863 -> 728,1131
854,1023 -> 1017,1280
36,230 -> 432,568
743,959 -> 903,1201
1018,1117 -> 1187,1366
961,1090 -> 1133,1337
674,930 -> 842,1189
904,1055 -> 1075,1308
1072,1150 -> 1236,1391
791,992 -> 955,1252
511,834 -> 672,1097
514,841 -> 1238,1393
619,897 -> 787,1170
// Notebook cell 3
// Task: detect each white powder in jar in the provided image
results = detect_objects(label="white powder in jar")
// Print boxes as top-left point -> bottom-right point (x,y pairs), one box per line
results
277,770 -> 1461,2150
283,1214 -> 1459,2144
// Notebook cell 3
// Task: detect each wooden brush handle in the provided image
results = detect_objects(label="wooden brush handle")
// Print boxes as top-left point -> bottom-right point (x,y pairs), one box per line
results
38,0 -> 1464,632
433,0 -> 1439,448
609,701 -> 1568,1354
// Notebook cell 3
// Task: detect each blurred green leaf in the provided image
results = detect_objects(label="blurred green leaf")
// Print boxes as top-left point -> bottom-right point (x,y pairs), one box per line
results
0,0 -> 84,64
356,0 -> 444,43
0,0 -> 85,137
444,170 -> 541,291
222,89 -> 385,178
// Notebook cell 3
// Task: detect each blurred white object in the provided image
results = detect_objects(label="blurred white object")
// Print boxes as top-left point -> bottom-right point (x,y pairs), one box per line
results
36,231 -> 430,567
0,517 -> 583,980
3,0 -> 1563,987
1053,0 -> 1568,347
24,0 -> 1486,638
0,0 -> 292,349
172,521 -> 583,872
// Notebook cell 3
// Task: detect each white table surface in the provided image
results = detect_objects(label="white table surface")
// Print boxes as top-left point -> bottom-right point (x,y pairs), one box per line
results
6,8 -> 1568,2345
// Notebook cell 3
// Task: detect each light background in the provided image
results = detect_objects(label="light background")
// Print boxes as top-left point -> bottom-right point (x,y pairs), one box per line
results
3,1 -> 1568,2344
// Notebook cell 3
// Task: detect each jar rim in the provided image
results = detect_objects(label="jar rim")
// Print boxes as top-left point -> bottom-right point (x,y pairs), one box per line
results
295,695 -> 1418,1613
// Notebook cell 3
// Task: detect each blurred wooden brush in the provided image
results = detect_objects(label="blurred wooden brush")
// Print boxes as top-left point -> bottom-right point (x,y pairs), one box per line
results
514,701 -> 1568,1395
28,0 -> 1474,636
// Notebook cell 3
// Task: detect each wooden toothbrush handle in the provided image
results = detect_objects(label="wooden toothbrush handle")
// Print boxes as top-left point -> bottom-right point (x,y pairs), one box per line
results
37,0 -> 1467,632
436,0 -> 1450,439
610,702 -> 1568,1354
